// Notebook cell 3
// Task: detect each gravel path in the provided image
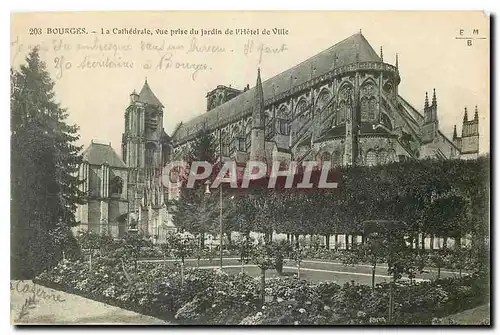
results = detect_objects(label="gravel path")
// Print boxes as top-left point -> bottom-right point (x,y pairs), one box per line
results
10,280 -> 172,325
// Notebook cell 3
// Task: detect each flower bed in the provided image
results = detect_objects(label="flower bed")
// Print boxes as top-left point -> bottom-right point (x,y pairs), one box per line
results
35,258 -> 488,325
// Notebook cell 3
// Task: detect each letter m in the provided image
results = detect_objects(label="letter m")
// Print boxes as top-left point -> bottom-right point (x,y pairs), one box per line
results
473,29 -> 479,35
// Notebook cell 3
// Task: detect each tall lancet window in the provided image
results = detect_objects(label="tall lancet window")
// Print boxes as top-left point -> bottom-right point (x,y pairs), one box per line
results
230,125 -> 245,154
276,106 -> 290,135
338,84 -> 353,124
145,142 -> 157,168
221,130 -> 230,157
245,120 -> 252,151
377,150 -> 388,165
338,101 -> 347,124
360,97 -> 369,121
368,97 -> 377,120
110,176 -> 124,196
295,99 -> 308,120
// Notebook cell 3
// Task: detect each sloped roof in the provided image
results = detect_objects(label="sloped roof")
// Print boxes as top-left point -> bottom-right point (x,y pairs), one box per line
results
138,80 -> 164,107
172,32 -> 381,143
83,142 -> 127,168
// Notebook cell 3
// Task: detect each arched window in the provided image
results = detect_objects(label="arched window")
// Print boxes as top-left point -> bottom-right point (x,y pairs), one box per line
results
368,97 -> 377,120
316,90 -> 332,115
360,97 -> 369,121
276,106 -> 290,136
245,120 -> 252,151
366,151 -> 376,166
378,150 -> 387,165
338,84 -> 353,124
295,99 -> 308,119
109,176 -> 124,195
230,125 -> 245,154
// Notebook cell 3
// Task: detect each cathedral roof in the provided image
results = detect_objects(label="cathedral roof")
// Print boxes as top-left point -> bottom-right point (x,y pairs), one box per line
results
83,141 -> 127,168
172,32 -> 380,143
138,79 -> 164,107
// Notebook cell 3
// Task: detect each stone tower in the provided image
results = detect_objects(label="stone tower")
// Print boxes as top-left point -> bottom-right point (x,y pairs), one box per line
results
121,79 -> 170,238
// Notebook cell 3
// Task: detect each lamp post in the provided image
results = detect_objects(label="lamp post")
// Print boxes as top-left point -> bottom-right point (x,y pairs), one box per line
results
204,179 -> 224,270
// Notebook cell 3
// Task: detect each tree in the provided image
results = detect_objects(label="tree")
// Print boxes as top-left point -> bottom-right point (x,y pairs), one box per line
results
234,235 -> 255,274
165,232 -> 196,287
76,230 -> 114,270
119,233 -> 152,272
289,245 -> 306,279
11,48 -> 84,279
271,240 -> 292,275
357,234 -> 387,289
251,242 -> 276,304
172,127 -> 218,247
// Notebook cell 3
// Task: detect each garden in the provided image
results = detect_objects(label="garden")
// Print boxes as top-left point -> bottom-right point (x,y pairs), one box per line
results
35,253 -> 488,325
34,156 -> 490,325
34,225 -> 489,325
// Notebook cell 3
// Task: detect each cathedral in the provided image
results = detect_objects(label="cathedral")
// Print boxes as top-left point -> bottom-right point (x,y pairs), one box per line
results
75,32 -> 480,240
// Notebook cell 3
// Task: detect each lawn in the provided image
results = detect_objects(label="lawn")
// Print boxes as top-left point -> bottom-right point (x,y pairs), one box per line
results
139,257 -> 464,286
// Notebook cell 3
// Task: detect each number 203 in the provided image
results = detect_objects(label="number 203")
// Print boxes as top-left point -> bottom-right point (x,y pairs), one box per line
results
29,28 -> 42,35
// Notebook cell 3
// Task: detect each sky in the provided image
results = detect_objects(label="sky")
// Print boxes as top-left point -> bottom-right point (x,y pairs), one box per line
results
11,11 -> 490,154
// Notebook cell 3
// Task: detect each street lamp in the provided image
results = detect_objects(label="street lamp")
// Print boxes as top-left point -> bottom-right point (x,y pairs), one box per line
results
204,178 -> 233,270
204,179 -> 211,195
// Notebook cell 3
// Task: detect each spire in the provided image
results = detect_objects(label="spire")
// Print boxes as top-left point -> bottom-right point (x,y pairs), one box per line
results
474,105 -> 479,121
250,68 -> 266,161
424,92 -> 429,108
138,79 -> 164,107
255,68 -> 263,105
395,53 -> 399,68
380,46 -> 383,61
463,106 -> 468,122
453,125 -> 457,139
432,88 -> 437,107
252,68 -> 265,127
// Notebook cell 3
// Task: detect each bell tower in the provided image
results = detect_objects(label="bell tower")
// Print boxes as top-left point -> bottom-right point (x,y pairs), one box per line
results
122,79 -> 167,236
122,79 -> 165,173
